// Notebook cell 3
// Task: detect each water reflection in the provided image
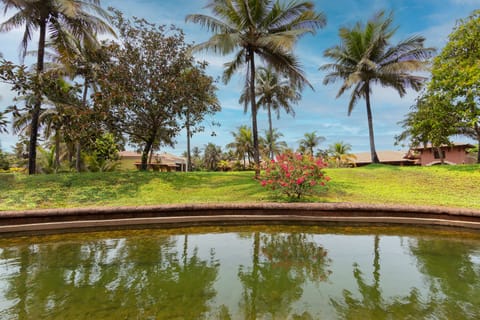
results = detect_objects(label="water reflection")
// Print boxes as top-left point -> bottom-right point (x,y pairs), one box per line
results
0,226 -> 478,319
238,232 -> 331,319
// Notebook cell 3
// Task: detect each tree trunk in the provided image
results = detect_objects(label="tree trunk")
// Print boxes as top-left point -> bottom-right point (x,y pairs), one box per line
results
75,142 -> 82,172
54,130 -> 60,172
267,103 -> 274,160
365,83 -> 379,164
475,123 -> 480,164
76,82 -> 89,172
28,21 -> 47,174
186,112 -> 191,172
141,140 -> 153,171
248,49 -> 260,177
437,146 -> 445,164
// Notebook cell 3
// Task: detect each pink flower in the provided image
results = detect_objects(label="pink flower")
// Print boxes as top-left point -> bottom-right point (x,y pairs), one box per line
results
261,180 -> 267,186
296,177 -> 305,185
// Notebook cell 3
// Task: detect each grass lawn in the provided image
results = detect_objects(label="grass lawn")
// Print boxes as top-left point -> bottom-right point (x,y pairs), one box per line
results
0,164 -> 479,211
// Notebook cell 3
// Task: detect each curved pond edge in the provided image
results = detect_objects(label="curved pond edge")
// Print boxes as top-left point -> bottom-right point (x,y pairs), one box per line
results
1,203 -> 480,234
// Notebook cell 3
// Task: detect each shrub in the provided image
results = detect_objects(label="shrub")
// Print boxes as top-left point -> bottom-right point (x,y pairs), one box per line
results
260,151 -> 330,199
0,149 -> 10,171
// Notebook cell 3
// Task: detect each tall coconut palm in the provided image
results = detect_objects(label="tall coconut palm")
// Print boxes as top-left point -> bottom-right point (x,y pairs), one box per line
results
320,11 -> 434,164
57,37 -> 110,172
0,110 -> 8,134
260,128 -> 287,160
0,0 -> 113,174
203,142 -> 222,171
242,66 -> 301,160
328,141 -> 356,167
299,131 -> 325,155
186,0 -> 326,176
227,125 -> 254,169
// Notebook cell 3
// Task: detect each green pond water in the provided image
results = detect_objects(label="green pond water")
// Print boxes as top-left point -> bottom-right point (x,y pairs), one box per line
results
0,225 -> 480,319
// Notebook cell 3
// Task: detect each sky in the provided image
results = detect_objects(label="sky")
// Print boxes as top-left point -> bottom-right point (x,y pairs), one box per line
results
0,0 -> 478,156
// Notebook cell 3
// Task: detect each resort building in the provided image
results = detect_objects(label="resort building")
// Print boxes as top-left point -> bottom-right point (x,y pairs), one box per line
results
119,151 -> 187,171
353,143 -> 476,166
412,143 -> 476,166
353,150 -> 417,166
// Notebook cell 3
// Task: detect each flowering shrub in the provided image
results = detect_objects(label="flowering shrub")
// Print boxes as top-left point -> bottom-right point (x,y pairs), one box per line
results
260,151 -> 330,199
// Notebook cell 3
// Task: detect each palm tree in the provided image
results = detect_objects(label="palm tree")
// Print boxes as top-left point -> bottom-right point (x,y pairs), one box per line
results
299,131 -> 325,155
260,128 -> 287,160
328,141 -> 356,167
0,110 -> 8,134
227,125 -> 254,170
243,66 -> 300,160
186,0 -> 326,176
56,37 -> 111,172
320,11 -> 434,164
0,0 -> 113,174
203,142 -> 222,171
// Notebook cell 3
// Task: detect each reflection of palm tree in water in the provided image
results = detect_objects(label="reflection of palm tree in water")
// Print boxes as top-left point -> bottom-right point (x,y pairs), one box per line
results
410,237 -> 480,318
239,231 -> 331,319
332,235 -> 439,319
0,233 -> 220,319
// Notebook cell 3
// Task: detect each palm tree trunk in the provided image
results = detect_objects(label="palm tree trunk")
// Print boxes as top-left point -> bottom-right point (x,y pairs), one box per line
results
75,142 -> 82,171
248,49 -> 260,177
186,112 -> 191,172
267,104 -> 274,160
76,82 -> 89,172
29,21 -> 47,174
365,83 -> 379,164
54,130 -> 60,171
475,123 -> 480,164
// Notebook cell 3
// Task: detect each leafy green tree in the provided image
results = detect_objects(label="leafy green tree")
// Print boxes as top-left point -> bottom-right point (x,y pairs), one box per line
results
179,66 -> 220,172
0,143 -> 9,170
227,125 -> 254,170
95,10 -> 197,170
396,93 -> 458,164
56,38 -> 112,171
0,0 -> 113,174
83,132 -> 119,172
321,11 -> 434,163
299,131 -> 325,155
420,10 -> 480,162
186,0 -> 326,176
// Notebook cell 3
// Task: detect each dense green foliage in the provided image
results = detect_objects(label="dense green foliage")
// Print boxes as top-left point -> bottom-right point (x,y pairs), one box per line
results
1,165 -> 479,210
0,0 -> 114,174
398,10 -> 480,162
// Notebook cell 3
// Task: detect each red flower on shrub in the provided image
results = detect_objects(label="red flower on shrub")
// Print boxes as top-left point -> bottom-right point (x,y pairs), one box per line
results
260,150 -> 330,199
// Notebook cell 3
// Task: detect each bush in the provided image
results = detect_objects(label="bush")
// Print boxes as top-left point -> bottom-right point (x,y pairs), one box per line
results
0,148 -> 10,171
260,151 -> 330,199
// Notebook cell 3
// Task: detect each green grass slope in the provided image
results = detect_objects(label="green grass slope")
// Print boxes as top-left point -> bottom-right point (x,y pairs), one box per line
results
0,164 -> 479,211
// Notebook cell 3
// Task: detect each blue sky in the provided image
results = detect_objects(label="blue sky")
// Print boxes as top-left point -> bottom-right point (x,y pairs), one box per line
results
0,0 -> 478,155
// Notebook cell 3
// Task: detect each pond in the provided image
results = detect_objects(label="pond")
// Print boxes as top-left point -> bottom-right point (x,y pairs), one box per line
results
0,225 -> 479,319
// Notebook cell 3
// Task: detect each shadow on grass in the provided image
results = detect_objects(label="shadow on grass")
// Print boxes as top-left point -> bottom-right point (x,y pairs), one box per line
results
433,164 -> 480,172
